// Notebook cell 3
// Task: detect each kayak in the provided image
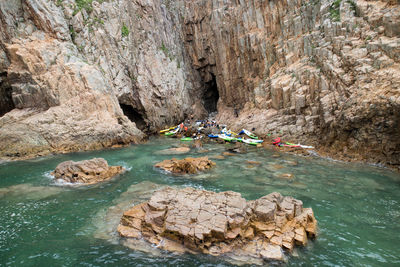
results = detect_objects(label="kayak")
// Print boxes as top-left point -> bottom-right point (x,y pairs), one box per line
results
181,137 -> 194,141
218,134 -> 237,142
284,142 -> 301,148
165,128 -> 179,136
208,134 -> 219,138
285,142 -> 313,149
160,126 -> 177,133
221,128 -> 232,136
238,137 -> 264,145
239,129 -> 258,139
242,139 -> 260,146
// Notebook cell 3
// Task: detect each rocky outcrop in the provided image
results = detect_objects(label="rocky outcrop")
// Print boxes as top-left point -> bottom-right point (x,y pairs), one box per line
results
154,156 -> 215,174
0,0 -> 145,159
0,36 -> 144,159
52,158 -> 124,184
118,187 -> 317,264
0,0 -> 201,160
183,0 -> 400,170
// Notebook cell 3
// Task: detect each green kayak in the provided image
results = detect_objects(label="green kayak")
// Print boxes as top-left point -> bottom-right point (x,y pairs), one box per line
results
181,137 -> 194,141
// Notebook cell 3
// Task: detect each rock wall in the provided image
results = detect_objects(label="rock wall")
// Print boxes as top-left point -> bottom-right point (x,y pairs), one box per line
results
0,0 -> 399,168
183,0 -> 400,169
0,0 -> 201,159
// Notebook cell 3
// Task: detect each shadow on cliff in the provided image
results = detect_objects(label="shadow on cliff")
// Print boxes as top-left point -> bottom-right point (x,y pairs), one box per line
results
119,103 -> 147,132
0,72 -> 15,117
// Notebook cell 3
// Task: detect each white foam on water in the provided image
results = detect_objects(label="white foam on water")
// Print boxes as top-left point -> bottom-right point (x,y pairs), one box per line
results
118,162 -> 132,172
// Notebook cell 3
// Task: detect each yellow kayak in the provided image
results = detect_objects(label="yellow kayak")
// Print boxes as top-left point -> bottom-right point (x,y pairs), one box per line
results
159,126 -> 177,133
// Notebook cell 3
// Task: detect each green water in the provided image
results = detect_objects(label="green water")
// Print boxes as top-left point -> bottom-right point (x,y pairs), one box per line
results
1,137 -> 400,266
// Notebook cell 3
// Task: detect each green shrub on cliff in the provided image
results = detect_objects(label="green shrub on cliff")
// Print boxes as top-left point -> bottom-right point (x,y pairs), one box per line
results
122,24 -> 129,37
329,0 -> 341,22
74,0 -> 94,14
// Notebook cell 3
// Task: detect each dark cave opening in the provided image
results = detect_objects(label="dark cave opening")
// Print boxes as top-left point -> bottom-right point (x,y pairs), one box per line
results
0,72 -> 15,117
203,73 -> 219,114
119,103 -> 147,131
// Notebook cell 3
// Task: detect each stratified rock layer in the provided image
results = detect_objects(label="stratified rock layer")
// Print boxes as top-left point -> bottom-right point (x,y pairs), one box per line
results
183,0 -> 400,169
117,187 -> 317,264
52,158 -> 124,184
154,156 -> 215,174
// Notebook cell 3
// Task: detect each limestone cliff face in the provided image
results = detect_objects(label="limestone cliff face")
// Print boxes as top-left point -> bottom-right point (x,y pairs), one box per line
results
0,0 -> 399,168
0,0 -> 200,159
183,0 -> 400,169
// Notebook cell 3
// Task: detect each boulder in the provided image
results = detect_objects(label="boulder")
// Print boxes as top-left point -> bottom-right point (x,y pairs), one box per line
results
154,157 -> 215,174
52,158 -> 124,184
118,187 -> 317,264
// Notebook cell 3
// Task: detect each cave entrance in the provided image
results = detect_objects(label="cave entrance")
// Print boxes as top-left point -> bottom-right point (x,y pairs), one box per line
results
203,73 -> 219,114
0,72 -> 15,117
119,103 -> 147,131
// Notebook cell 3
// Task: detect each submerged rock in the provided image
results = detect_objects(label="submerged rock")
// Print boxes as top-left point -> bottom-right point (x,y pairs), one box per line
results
52,158 -> 124,184
92,181 -> 165,242
0,184 -> 62,200
117,187 -> 317,264
278,173 -> 295,180
155,147 -> 191,155
154,156 -> 215,174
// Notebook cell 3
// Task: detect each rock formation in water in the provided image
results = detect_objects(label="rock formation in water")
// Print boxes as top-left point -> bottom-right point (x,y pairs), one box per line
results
0,0 -> 399,169
154,156 -> 215,174
52,158 -> 124,184
117,187 -> 317,264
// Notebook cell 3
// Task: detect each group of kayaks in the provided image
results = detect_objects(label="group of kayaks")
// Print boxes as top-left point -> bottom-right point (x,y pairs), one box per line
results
159,124 -> 264,146
160,125 -> 314,148
207,128 -> 263,146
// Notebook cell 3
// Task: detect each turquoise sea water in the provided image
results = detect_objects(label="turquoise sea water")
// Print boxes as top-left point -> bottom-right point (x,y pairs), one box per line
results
1,137 -> 399,266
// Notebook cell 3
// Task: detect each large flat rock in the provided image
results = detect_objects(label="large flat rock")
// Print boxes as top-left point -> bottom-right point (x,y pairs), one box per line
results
118,187 -> 317,264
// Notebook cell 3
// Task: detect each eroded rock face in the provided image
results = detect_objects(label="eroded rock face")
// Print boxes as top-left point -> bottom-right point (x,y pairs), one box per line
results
154,156 -> 215,174
52,158 -> 124,184
0,0 -> 197,160
117,187 -> 317,264
183,0 -> 400,170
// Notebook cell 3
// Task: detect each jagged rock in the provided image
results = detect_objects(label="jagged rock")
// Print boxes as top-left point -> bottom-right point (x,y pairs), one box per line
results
52,158 -> 124,184
154,156 -> 215,174
185,0 -> 400,170
118,187 -> 317,264
0,36 -> 144,160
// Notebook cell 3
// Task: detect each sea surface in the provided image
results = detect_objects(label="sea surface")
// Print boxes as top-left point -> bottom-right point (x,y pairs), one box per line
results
1,137 -> 399,266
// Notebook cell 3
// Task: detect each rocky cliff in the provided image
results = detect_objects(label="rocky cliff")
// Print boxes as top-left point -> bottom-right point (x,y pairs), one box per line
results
183,0 -> 400,169
1,0 -> 399,169
0,0 -> 202,159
